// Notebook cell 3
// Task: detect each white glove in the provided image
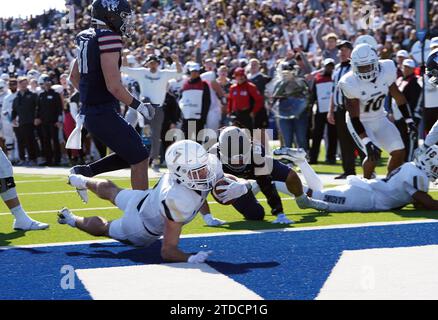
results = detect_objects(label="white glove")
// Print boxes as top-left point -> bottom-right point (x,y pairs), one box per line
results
137,102 -> 156,121
187,250 -> 213,264
216,178 -> 249,203
272,213 -> 294,224
202,213 -> 226,226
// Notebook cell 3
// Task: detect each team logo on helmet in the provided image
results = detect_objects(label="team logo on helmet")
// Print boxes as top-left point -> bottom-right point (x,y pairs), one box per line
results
101,0 -> 120,11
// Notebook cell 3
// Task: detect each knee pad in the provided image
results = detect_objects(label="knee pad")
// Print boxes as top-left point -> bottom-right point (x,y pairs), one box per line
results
0,177 -> 17,201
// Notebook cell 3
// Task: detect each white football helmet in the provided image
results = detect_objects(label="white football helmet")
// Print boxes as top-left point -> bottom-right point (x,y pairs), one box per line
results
165,140 -> 216,191
218,126 -> 252,171
414,145 -> 438,182
351,43 -> 380,82
354,35 -> 378,50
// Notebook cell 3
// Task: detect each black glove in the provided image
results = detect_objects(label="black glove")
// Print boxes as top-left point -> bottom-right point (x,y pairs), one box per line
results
363,138 -> 381,162
405,118 -> 418,135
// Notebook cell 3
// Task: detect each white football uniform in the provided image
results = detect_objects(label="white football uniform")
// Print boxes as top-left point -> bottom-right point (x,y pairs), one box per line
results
425,120 -> 438,147
339,60 -> 405,154
0,147 -> 13,178
310,162 -> 429,212
1,92 -> 17,150
108,155 -> 223,247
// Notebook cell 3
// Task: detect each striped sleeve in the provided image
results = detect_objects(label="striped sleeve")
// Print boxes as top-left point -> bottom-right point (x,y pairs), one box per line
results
98,34 -> 123,54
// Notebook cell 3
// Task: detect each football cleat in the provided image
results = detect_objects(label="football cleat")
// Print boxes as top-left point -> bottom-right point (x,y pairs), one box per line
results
273,147 -> 307,165
68,173 -> 89,204
70,165 -> 94,177
13,218 -> 49,231
272,213 -> 294,224
57,207 -> 77,227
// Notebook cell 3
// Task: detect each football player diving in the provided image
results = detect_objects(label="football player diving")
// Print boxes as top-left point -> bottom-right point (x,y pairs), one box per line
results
61,140 -> 227,263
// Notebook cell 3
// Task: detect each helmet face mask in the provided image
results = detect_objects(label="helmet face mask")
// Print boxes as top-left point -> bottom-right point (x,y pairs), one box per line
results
415,146 -> 438,182
166,140 -> 217,192
351,43 -> 379,82
119,11 -> 134,38
426,49 -> 438,87
427,68 -> 438,87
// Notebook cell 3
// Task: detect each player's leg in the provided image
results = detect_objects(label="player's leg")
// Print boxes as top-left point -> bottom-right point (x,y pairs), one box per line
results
68,175 -> 121,204
346,116 -> 380,179
372,117 -> 406,175
59,183 -> 128,237
232,192 -> 265,221
83,110 -> 150,190
0,149 -> 48,230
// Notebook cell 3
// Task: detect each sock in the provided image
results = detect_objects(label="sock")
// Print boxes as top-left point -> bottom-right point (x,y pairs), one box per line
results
297,160 -> 323,192
10,205 -> 30,221
89,153 -> 130,176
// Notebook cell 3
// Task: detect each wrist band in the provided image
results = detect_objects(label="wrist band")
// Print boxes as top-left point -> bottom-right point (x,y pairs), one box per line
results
129,98 -> 141,109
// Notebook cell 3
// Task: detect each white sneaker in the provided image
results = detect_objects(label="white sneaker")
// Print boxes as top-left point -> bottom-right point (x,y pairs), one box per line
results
272,213 -> 294,224
13,218 -> 49,231
57,207 -> 77,227
296,195 -> 329,212
68,174 -> 89,203
273,147 -> 307,165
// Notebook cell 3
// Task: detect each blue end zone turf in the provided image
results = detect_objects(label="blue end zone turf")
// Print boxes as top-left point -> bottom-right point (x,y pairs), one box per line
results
1,222 -> 438,299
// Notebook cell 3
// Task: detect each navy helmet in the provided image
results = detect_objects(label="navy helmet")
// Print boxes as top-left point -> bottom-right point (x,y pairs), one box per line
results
91,0 -> 134,37
426,48 -> 438,87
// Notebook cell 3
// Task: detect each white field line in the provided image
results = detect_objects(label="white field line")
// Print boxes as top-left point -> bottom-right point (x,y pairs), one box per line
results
0,197 -> 296,216
15,177 -> 130,184
1,219 -> 436,250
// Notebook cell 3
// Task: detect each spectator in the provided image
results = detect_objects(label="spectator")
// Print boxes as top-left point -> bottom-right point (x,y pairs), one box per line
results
11,77 -> 38,165
272,62 -> 309,149
121,52 -> 182,172
247,58 -> 272,130
35,77 -> 63,166
179,63 -> 210,141
309,58 -> 337,164
227,67 -> 263,130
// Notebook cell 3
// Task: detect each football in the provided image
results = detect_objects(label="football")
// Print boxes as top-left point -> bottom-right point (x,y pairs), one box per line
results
212,174 -> 239,205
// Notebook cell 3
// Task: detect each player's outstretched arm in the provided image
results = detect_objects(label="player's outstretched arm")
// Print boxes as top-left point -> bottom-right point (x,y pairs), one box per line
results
161,218 -> 189,262
161,218 -> 213,263
412,191 -> 438,210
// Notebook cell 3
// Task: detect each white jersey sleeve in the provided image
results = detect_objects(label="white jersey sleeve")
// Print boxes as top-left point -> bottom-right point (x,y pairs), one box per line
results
162,184 -> 204,224
425,120 -> 438,147
338,71 -> 360,99
379,59 -> 397,86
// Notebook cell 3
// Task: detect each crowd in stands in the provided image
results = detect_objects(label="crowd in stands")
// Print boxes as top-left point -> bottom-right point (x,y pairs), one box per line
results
0,0 -> 437,177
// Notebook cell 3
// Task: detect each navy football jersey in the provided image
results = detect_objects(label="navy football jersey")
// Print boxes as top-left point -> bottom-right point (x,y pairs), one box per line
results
76,28 -> 123,107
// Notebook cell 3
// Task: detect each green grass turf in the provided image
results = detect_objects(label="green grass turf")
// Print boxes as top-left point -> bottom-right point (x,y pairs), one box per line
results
0,171 -> 436,247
